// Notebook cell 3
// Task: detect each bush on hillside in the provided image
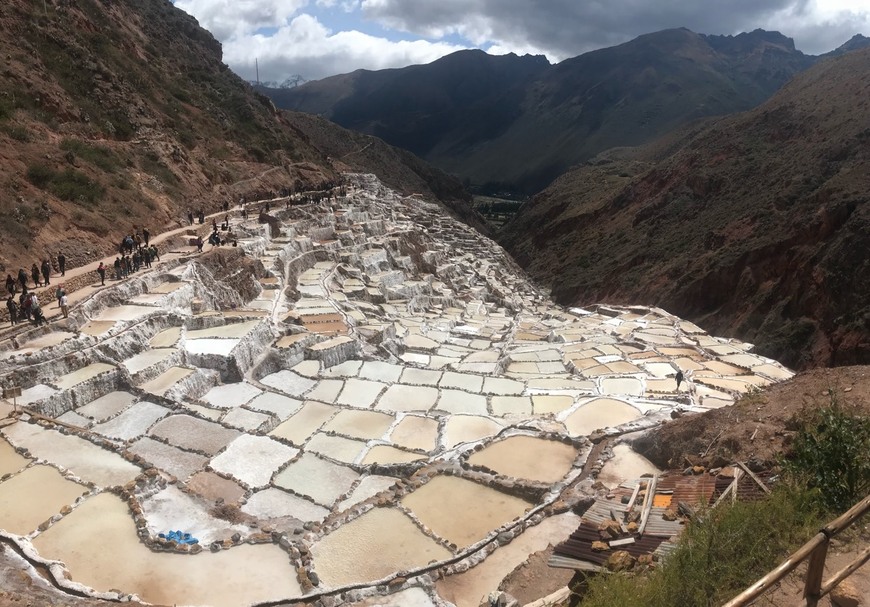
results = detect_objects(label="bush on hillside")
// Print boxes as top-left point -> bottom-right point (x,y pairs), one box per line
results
577,487 -> 822,607
784,395 -> 870,512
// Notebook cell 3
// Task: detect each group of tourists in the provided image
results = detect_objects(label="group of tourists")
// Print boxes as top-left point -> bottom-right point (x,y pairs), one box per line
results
112,245 -> 159,280
6,291 -> 47,326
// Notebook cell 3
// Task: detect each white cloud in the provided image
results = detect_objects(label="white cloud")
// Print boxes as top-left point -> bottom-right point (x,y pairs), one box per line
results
175,0 -> 308,39
221,14 -> 468,82
174,0 -> 870,83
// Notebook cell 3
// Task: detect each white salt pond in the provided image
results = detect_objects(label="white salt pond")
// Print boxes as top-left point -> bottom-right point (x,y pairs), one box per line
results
402,476 -> 531,548
468,436 -> 577,483
564,398 -> 642,436
0,465 -> 87,535
33,493 -> 301,607
597,444 -> 660,489
311,507 -> 453,586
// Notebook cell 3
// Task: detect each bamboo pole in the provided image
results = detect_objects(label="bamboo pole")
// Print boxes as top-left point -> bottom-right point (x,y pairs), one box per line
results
823,494 -> 870,536
721,533 -> 827,607
637,473 -> 658,536
819,545 -> 870,598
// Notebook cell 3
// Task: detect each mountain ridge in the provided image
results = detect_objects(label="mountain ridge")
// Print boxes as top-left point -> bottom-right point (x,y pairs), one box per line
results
500,47 -> 870,369
263,28 -> 868,195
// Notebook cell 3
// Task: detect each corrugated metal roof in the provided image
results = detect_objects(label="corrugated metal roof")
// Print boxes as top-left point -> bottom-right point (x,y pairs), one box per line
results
553,465 -> 774,571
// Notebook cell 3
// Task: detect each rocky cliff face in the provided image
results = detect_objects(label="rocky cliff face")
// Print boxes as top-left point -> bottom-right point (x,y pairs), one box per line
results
501,49 -> 870,369
0,0 -> 341,272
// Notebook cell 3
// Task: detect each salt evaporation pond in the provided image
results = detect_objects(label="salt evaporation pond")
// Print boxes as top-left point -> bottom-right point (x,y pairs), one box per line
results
0,173 -> 796,606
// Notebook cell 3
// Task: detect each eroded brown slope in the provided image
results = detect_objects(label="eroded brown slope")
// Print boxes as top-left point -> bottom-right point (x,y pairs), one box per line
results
0,0 -> 334,272
502,49 -> 870,369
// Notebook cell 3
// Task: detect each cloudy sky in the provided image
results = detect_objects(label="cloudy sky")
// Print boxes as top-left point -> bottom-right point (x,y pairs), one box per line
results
173,0 -> 870,84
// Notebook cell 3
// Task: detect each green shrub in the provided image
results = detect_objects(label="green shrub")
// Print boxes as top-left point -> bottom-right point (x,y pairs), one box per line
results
578,487 -> 822,607
26,163 -> 104,205
60,139 -> 122,172
784,396 -> 870,513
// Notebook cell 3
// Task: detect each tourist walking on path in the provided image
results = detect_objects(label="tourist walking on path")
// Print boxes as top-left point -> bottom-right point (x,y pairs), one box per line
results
5,274 -> 15,296
58,252 -> 66,276
54,285 -> 65,308
41,259 -> 51,286
143,227 -> 150,247
675,370 -> 685,390
196,236 -> 203,252
17,268 -> 27,291
6,297 -> 17,326
187,210 -> 194,225
59,293 -> 69,319
97,262 -> 106,285
31,263 -> 41,287
28,293 -> 46,326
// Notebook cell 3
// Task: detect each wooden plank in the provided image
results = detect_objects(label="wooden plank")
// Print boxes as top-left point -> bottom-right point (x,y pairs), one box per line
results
732,468 -> 743,504
737,461 -> 771,494
625,482 -> 642,515
637,473 -> 658,536
819,545 -> 870,598
713,477 -> 737,509
609,537 -> 636,547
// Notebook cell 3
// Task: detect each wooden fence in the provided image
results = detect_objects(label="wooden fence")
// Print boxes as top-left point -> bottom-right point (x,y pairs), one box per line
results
722,493 -> 870,607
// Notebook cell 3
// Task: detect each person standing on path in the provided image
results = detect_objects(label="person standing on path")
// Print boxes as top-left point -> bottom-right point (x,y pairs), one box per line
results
31,263 -> 41,287
675,370 -> 685,390
6,296 -> 18,326
17,268 -> 27,291
58,252 -> 66,276
143,227 -> 150,247
59,292 -> 69,319
5,274 -> 15,296
97,262 -> 106,286
55,285 -> 65,308
187,210 -> 194,225
41,259 -> 51,286
196,235 -> 204,252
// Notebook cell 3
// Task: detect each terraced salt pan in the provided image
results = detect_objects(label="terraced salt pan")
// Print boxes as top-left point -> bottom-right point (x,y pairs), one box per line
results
76,391 -> 137,422
201,382 -> 262,409
222,407 -> 271,431
337,378 -> 387,408
141,485 -> 246,544
247,392 -> 302,420
359,361 -> 404,383
0,437 -> 30,476
18,384 -> 57,405
273,453 -> 360,506
491,396 -> 533,416
149,414 -> 242,456
33,493 -> 301,606
79,321 -> 116,336
127,437 -> 208,481
349,587 -> 437,607
435,512 -> 582,607
305,379 -> 344,402
337,475 -> 398,511
186,471 -> 246,505
469,436 -> 577,484
269,401 -> 335,444
482,376 -> 525,395
361,445 -> 426,465
311,507 -> 452,586
53,363 -> 115,390
260,370 -> 317,397
599,376 -> 645,396
242,487 -> 329,521
0,465 -> 86,535
389,415 -> 439,451
92,401 -> 171,441
377,384 -> 439,412
443,416 -> 503,449
306,433 -> 366,464
183,338 -> 240,356
436,390 -> 488,415
564,398 -> 642,436
402,476 -> 531,548
139,366 -> 193,396
92,305 -> 155,322
1,331 -> 76,357
597,444 -> 660,489
324,409 -> 394,440
185,320 -> 261,339
532,394 -> 575,414
3,423 -> 139,487
209,434 -> 298,488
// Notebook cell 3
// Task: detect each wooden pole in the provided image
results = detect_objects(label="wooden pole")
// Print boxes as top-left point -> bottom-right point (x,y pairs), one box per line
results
803,540 -> 829,607
819,545 -> 870,598
737,461 -> 771,494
